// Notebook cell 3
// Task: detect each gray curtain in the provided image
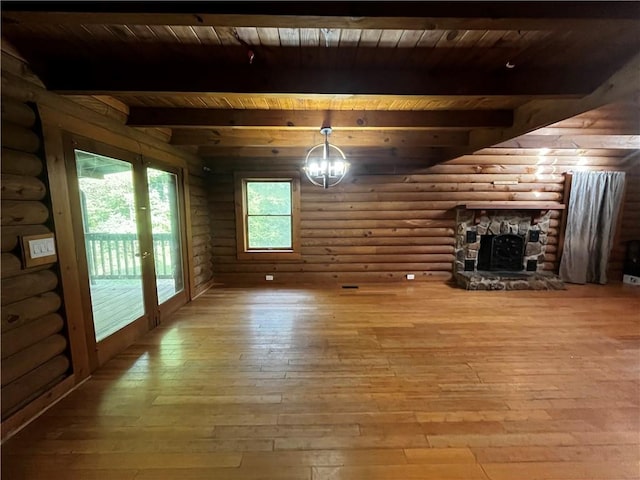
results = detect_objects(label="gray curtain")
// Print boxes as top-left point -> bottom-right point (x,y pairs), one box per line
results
560,171 -> 626,284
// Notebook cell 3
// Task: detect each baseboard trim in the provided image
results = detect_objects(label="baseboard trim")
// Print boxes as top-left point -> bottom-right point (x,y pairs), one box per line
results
1,374 -> 90,443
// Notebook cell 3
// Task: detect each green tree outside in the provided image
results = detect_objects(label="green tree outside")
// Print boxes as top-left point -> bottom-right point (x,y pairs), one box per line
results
246,181 -> 292,248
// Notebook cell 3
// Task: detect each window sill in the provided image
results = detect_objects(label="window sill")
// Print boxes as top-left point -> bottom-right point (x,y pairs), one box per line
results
237,250 -> 302,262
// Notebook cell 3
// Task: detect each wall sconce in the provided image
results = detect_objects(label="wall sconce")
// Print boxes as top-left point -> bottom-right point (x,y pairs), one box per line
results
303,127 -> 349,188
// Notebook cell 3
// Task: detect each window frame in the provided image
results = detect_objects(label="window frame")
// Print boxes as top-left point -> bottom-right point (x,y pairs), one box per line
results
234,171 -> 301,261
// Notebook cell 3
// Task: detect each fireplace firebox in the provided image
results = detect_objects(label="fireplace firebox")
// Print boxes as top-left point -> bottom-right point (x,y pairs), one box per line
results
477,234 -> 525,271
454,207 -> 565,290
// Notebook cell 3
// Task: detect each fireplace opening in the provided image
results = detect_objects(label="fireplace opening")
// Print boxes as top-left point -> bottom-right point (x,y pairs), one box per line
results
477,234 -> 525,271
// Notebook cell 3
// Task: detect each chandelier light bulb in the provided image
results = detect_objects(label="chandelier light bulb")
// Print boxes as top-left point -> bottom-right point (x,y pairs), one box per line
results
303,127 -> 349,189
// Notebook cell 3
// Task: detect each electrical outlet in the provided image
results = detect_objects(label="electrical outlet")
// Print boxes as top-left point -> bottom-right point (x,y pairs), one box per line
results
406,274 -> 415,280
265,274 -> 274,281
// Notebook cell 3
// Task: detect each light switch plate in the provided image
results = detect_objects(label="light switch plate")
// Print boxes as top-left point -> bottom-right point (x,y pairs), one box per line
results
29,237 -> 56,258
21,233 -> 57,268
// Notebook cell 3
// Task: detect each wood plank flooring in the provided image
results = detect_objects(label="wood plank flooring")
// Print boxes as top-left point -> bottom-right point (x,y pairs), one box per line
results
2,282 -> 639,480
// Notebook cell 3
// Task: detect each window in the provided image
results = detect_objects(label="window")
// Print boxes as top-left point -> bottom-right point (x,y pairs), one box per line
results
234,172 -> 301,260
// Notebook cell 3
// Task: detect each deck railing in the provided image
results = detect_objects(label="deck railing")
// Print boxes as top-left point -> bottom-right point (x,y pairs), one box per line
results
85,233 -> 176,279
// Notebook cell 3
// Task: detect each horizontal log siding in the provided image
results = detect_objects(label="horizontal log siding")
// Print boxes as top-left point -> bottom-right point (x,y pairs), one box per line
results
187,158 -> 214,296
206,148 -> 633,285
0,96 -> 70,420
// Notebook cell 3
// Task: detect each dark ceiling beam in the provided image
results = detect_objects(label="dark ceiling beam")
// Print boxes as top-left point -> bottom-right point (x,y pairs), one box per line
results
127,108 -> 513,129
3,2 -> 639,30
442,52 -> 640,161
46,65 -> 602,97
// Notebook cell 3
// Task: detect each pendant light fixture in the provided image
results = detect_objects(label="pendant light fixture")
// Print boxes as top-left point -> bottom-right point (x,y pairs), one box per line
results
303,127 -> 349,189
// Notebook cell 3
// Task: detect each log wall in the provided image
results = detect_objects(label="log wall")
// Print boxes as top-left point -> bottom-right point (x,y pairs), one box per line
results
206,150 -> 634,285
1,96 -> 70,419
187,159 -> 215,297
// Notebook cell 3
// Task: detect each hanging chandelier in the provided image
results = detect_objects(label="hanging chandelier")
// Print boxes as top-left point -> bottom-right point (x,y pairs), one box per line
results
303,127 -> 349,189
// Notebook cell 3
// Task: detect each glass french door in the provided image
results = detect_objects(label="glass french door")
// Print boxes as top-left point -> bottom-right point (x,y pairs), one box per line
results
147,168 -> 184,304
69,139 -> 186,367
75,150 -> 146,342
146,167 -> 185,308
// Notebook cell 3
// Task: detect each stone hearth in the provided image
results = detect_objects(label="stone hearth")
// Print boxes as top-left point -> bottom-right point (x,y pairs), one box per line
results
456,271 -> 565,290
454,207 -> 565,290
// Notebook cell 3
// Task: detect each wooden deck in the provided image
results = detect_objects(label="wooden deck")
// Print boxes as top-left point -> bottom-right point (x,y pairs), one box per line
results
3,282 -> 639,479
91,279 -> 178,340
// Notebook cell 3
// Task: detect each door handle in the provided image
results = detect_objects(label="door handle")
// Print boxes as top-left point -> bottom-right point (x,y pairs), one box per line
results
136,251 -> 151,259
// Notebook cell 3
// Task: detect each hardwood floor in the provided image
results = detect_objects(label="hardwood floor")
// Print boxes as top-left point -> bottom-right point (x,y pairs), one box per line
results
2,282 -> 639,480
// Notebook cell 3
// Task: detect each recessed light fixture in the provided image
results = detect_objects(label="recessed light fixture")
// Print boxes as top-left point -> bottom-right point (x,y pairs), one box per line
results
505,61 -> 516,69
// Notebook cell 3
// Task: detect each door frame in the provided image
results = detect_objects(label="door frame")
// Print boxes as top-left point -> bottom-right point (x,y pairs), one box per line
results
62,134 -> 189,370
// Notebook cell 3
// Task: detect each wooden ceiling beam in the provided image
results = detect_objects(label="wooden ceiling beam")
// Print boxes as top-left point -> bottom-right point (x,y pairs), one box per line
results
46,65 -> 602,97
127,108 -> 513,129
197,145 -> 443,158
441,52 -> 640,160
476,147 -> 637,158
495,135 -> 640,150
533,126 -> 640,136
114,94 -> 523,111
198,143 -> 640,160
3,2 -> 639,30
170,128 -> 469,148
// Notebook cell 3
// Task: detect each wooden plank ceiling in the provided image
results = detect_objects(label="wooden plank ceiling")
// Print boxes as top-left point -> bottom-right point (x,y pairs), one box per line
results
2,1 -> 639,164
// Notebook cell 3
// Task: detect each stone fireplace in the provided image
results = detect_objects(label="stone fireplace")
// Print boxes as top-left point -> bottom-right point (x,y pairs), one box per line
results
454,207 -> 565,290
